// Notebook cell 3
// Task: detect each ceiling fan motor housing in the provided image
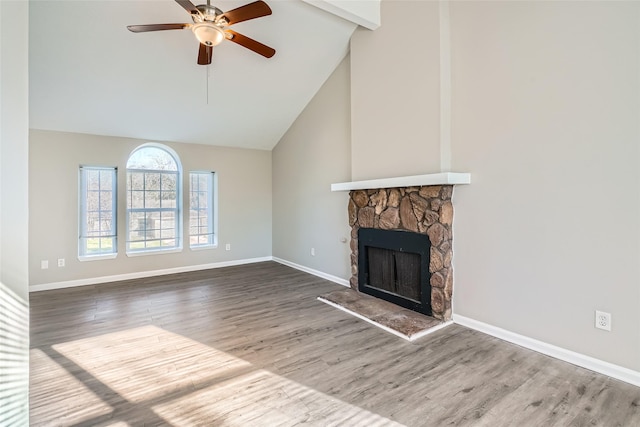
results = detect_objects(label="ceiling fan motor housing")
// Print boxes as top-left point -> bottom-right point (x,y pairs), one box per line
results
194,5 -> 224,23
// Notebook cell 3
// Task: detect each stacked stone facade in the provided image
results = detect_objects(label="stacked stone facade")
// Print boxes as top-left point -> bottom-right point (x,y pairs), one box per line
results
348,185 -> 454,320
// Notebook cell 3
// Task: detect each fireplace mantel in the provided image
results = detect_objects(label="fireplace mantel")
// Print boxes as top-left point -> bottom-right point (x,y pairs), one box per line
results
331,172 -> 471,192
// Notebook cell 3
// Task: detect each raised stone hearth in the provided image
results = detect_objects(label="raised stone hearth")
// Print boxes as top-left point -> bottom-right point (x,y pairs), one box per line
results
349,185 -> 454,320
318,288 -> 443,341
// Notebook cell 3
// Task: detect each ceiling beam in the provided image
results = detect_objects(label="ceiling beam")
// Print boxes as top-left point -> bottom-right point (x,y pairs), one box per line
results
302,0 -> 380,30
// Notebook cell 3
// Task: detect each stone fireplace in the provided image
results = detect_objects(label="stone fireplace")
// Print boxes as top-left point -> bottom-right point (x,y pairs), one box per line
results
348,185 -> 455,321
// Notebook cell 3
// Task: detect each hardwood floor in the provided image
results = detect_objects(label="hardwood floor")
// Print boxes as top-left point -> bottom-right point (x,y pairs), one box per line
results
30,261 -> 640,426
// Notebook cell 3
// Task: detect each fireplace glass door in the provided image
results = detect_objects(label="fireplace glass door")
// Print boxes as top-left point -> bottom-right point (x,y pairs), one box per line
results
367,247 -> 421,302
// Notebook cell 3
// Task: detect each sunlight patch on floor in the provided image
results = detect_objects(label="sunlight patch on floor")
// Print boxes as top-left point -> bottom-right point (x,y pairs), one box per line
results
29,348 -> 113,425
48,325 -> 402,426
52,325 -> 252,404
152,367 -> 404,426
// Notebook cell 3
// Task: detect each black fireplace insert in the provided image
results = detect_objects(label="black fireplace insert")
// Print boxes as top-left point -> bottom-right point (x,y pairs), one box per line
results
358,228 -> 432,316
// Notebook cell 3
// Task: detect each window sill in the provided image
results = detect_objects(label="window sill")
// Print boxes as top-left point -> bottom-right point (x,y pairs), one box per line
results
126,247 -> 183,257
190,244 -> 218,251
78,253 -> 117,262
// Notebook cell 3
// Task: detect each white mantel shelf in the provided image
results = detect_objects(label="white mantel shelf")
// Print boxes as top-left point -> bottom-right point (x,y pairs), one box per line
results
331,172 -> 471,192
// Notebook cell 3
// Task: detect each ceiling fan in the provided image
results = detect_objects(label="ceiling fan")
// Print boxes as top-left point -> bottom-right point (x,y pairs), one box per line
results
127,0 -> 276,65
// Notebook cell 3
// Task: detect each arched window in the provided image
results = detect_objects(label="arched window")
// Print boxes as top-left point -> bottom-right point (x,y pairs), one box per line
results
126,144 -> 182,253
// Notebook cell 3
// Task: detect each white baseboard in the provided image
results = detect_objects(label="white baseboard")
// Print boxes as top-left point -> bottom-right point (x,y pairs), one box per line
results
272,257 -> 350,287
29,257 -> 273,292
453,314 -> 640,388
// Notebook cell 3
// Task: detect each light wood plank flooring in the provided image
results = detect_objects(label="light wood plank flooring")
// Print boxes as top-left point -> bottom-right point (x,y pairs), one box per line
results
30,261 -> 640,426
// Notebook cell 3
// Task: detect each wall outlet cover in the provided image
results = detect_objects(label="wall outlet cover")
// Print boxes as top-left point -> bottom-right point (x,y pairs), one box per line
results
595,310 -> 611,331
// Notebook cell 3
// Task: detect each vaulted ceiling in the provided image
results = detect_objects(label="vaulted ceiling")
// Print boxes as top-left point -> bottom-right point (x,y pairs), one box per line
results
29,0 -> 377,150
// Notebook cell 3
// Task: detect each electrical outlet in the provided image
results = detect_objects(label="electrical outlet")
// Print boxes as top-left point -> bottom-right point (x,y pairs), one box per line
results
41,260 -> 48,270
311,247 -> 315,256
595,310 -> 611,331
57,258 -> 65,267
225,244 -> 231,251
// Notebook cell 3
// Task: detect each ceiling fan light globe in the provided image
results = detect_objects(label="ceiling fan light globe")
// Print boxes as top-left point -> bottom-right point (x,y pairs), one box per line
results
192,23 -> 225,47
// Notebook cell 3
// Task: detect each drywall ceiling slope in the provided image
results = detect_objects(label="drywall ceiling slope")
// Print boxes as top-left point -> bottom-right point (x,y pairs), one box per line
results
29,0 -> 357,150
303,0 -> 380,29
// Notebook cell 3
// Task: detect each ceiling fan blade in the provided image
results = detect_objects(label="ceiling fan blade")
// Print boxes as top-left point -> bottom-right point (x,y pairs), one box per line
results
219,1 -> 272,25
175,0 -> 200,15
127,23 -> 190,33
226,30 -> 275,58
198,43 -> 213,65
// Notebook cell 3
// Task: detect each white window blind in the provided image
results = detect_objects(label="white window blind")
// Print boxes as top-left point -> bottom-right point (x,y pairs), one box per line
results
0,282 -> 29,426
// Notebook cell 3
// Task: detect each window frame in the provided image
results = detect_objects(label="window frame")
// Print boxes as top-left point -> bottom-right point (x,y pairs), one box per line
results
189,171 -> 218,249
78,165 -> 118,261
125,143 -> 183,256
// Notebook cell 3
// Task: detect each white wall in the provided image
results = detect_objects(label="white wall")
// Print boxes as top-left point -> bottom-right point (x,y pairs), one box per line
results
29,130 -> 272,287
1,0 -> 29,301
0,1 -> 30,424
272,56 -> 352,280
449,1 -> 640,371
350,0 -> 441,181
